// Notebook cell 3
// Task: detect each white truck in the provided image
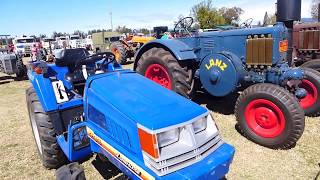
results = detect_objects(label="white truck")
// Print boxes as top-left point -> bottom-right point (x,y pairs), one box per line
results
56,36 -> 69,49
69,35 -> 82,48
41,38 -> 56,52
13,36 -> 36,56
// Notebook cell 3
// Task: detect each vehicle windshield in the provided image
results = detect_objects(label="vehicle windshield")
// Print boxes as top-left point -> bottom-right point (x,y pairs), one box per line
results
17,38 -> 35,43
44,39 -> 54,42
59,37 -> 66,40
106,36 -> 120,43
70,36 -> 80,40
0,39 -> 8,45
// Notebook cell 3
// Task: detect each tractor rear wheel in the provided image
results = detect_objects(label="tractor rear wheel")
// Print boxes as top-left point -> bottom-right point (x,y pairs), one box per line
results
110,42 -> 127,64
15,56 -> 26,78
299,68 -> 320,117
235,83 -> 305,149
300,59 -> 320,72
136,47 -> 194,98
26,87 -> 67,169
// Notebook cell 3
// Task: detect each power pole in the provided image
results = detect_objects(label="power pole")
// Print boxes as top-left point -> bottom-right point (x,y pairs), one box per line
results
110,0 -> 113,31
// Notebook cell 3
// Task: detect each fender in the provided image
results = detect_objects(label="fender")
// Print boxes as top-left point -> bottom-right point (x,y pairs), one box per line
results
28,70 -> 59,112
133,39 -> 197,70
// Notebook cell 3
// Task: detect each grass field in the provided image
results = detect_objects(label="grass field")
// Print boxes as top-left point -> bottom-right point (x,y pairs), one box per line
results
0,61 -> 319,180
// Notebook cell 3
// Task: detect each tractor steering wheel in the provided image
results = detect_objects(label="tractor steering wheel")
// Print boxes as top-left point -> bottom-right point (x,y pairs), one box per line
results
74,52 -> 115,70
174,17 -> 194,37
74,51 -> 116,79
240,18 -> 253,28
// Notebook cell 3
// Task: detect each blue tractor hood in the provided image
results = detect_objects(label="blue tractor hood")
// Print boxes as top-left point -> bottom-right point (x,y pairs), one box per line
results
84,70 -> 207,130
200,22 -> 287,38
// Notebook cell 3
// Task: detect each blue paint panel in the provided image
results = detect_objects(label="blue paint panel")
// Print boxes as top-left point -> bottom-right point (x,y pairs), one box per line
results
85,70 -> 207,130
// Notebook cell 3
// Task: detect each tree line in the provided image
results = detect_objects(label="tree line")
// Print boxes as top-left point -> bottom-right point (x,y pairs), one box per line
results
40,0 -> 320,39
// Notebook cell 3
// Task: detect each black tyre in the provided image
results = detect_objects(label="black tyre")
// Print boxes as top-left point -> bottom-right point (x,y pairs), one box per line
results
235,83 -> 305,149
26,87 -> 67,169
110,42 -> 127,64
299,68 -> 320,117
300,59 -> 320,72
16,56 -> 26,78
136,47 -> 194,98
56,162 -> 86,180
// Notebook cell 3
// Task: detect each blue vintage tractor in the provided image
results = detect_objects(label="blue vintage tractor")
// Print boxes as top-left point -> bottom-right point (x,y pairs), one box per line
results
134,0 -> 320,149
26,48 -> 234,179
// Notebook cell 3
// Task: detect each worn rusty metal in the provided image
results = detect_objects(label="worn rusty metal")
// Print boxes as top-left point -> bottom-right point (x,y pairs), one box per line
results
246,35 -> 273,65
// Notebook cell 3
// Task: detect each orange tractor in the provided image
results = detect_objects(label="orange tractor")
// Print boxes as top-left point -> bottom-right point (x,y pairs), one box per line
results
110,34 -> 155,64
110,27 -> 168,64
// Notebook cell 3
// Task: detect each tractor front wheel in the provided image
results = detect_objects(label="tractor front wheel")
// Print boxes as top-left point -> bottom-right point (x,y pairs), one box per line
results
26,87 -> 67,169
136,47 -> 194,98
235,83 -> 305,149
110,42 -> 127,64
299,68 -> 320,117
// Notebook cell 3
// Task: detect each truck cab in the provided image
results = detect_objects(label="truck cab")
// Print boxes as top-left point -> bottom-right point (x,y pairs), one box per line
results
13,36 -> 36,56
69,35 -> 82,49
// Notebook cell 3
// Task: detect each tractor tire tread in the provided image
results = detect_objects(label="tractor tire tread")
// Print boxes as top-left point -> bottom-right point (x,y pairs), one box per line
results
301,67 -> 320,117
136,47 -> 194,98
26,87 -> 67,169
110,41 -> 127,64
235,83 -> 305,149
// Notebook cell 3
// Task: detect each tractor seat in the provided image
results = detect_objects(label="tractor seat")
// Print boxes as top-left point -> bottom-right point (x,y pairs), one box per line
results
55,48 -> 90,68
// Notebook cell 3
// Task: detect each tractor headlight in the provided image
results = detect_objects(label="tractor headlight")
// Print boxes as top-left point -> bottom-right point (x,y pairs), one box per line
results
157,128 -> 179,148
137,113 -> 219,161
192,116 -> 207,133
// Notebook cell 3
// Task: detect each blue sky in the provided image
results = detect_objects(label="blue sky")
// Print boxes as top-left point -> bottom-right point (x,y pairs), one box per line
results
0,0 -> 312,36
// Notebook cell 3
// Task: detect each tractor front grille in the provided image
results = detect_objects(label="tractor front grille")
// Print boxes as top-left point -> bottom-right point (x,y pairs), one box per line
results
144,133 -> 223,176
299,30 -> 320,50
24,45 -> 31,54
246,34 -> 273,66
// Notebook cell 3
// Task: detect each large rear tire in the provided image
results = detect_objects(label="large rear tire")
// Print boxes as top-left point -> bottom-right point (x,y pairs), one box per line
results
300,59 -> 320,72
15,56 -> 26,78
136,47 -> 195,98
110,42 -> 127,64
26,87 -> 67,169
235,83 -> 305,149
299,67 -> 320,117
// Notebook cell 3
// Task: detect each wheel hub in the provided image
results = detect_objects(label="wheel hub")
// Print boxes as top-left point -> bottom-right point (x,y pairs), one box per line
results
112,48 -> 121,61
145,64 -> 172,89
299,79 -> 318,109
245,99 -> 285,138
254,107 -> 278,129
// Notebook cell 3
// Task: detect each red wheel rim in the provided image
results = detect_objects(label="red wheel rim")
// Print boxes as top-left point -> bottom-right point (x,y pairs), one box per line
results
245,99 -> 285,138
145,64 -> 172,89
299,79 -> 318,109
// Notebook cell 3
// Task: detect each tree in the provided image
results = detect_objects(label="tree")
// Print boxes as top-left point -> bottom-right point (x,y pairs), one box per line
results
140,28 -> 150,35
191,0 -> 225,29
218,7 -> 244,26
311,0 -> 320,20
52,31 -> 68,38
262,12 -> 276,26
73,30 -> 87,38
115,26 -> 132,34
39,34 -> 47,38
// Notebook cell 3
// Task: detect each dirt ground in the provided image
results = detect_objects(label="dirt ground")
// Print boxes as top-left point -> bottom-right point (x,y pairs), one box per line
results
0,61 -> 319,180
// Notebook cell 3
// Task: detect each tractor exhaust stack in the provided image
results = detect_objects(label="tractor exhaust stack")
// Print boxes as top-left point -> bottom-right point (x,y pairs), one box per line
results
276,0 -> 301,66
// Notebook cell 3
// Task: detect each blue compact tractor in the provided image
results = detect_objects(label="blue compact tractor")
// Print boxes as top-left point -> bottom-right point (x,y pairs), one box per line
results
134,0 -> 320,149
26,48 -> 234,179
